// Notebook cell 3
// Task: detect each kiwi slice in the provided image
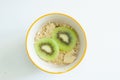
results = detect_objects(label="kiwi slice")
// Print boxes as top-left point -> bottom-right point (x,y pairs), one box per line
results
34,38 -> 59,61
52,26 -> 77,51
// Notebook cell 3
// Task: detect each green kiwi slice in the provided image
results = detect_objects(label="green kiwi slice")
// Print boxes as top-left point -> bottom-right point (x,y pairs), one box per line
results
34,38 -> 59,61
52,26 -> 77,51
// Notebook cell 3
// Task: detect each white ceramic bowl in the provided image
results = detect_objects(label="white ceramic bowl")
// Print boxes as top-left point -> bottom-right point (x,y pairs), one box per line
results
26,13 -> 87,74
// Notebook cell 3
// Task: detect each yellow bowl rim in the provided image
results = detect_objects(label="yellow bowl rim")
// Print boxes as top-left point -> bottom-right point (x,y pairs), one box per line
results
26,12 -> 87,74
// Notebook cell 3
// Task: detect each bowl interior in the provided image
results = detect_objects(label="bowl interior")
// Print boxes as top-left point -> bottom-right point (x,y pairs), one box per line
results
26,13 -> 86,73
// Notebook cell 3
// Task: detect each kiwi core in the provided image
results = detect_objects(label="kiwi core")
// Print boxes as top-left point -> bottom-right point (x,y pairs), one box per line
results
57,32 -> 70,45
40,43 -> 54,55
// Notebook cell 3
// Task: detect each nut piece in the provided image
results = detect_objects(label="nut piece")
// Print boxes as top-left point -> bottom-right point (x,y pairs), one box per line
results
63,53 -> 76,64
51,53 -> 64,65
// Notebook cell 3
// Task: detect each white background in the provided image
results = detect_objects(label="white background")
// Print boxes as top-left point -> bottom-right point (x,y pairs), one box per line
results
0,0 -> 120,80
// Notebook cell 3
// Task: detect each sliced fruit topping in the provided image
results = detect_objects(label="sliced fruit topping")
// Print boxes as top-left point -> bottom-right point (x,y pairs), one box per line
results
34,38 -> 59,61
52,26 -> 78,51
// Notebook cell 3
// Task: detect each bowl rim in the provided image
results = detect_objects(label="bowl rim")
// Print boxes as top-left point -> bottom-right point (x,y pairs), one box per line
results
26,12 -> 87,74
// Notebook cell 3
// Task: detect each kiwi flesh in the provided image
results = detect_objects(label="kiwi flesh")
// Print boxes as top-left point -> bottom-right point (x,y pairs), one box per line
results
34,38 -> 59,61
52,26 -> 77,51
